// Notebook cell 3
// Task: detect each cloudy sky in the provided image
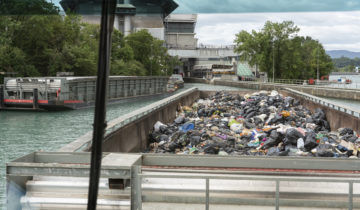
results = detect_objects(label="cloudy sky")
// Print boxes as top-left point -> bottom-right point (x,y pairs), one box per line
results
51,0 -> 360,52
173,0 -> 360,13
194,11 -> 360,52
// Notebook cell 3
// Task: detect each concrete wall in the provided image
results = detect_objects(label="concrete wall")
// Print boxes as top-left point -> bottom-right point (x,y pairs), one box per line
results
166,33 -> 197,49
136,27 -> 165,40
101,90 -> 200,153
168,48 -> 238,59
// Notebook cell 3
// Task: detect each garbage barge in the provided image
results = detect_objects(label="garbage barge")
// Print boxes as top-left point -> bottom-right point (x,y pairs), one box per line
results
0,76 -> 168,111
7,88 -> 360,209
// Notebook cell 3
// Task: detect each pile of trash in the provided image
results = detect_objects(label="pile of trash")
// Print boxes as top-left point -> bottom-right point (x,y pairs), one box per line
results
146,91 -> 360,158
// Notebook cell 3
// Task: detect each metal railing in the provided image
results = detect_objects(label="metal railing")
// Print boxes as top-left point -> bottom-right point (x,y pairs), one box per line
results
285,88 -> 360,118
230,78 -> 360,91
197,44 -> 236,49
265,78 -> 360,89
134,168 -> 360,210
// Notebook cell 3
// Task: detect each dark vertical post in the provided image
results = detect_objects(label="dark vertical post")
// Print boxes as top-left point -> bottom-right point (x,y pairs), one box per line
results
33,88 -> 39,109
0,86 -> 4,109
87,0 -> 116,209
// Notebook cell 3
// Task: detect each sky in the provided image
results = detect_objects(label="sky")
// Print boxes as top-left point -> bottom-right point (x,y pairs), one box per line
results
194,11 -> 360,52
50,0 -> 360,52
173,0 -> 360,13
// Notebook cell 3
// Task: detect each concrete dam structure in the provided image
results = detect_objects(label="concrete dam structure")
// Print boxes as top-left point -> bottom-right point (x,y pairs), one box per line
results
7,85 -> 360,210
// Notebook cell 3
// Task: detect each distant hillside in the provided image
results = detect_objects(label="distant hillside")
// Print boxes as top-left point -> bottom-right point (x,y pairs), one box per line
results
326,50 -> 360,59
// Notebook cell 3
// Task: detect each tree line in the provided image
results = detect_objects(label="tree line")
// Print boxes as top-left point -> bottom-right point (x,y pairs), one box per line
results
0,0 -> 180,83
332,57 -> 360,72
234,21 -> 334,80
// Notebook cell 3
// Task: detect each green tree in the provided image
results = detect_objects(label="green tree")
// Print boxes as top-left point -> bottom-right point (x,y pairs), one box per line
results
333,56 -> 360,72
124,29 -> 178,76
0,45 -> 39,76
0,13 -> 179,80
0,0 -> 59,15
234,21 -> 333,80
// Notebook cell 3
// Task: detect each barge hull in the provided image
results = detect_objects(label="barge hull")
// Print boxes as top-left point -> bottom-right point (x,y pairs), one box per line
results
1,76 -> 169,111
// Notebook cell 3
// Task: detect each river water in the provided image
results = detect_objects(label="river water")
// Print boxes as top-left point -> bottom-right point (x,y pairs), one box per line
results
0,83 -> 245,209
328,74 -> 360,89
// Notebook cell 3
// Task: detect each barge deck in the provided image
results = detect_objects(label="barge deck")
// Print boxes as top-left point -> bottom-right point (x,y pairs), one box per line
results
6,87 -> 360,209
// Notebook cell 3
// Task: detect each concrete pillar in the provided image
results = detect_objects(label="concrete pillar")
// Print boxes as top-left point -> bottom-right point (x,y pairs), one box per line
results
124,0 -> 131,36
124,15 -> 131,36
114,15 -> 120,31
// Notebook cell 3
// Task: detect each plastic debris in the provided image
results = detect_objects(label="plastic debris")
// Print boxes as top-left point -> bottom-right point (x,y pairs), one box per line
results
146,91 -> 359,158
179,122 -> 194,133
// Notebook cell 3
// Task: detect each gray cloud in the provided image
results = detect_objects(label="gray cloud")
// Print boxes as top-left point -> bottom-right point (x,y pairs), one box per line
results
195,11 -> 360,51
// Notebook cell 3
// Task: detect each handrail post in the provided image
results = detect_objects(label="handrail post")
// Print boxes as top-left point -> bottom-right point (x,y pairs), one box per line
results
349,182 -> 353,210
275,180 -> 280,210
205,178 -> 210,210
131,165 -> 142,210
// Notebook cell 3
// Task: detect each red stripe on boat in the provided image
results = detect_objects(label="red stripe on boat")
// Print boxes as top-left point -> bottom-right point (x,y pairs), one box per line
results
4,99 -> 33,103
64,100 -> 83,104
4,99 -> 49,104
38,100 -> 48,104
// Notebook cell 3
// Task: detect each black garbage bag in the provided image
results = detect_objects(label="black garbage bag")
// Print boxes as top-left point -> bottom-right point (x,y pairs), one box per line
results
227,136 -> 236,146
262,137 -> 280,149
267,96 -> 275,105
167,142 -> 181,152
306,118 -> 315,124
313,108 -> 326,121
316,144 -> 334,157
246,108 -> 256,114
339,128 -> 354,136
304,131 -> 318,151
270,129 -> 283,141
208,108 -> 217,116
284,128 -> 304,145
190,136 -> 201,146
296,111 -> 306,118
268,114 -> 283,125
197,108 -> 206,117
348,135 -> 359,143
259,107 -> 270,115
284,96 -> 294,107
267,147 -> 289,156
246,111 -> 257,119
267,147 -> 280,156
149,132 -> 162,143
253,117 -> 263,126
159,134 -> 169,142
322,120 -> 331,131
293,100 -> 300,106
223,113 -> 231,117
174,116 -> 185,124
185,112 -> 196,118
203,144 -> 220,154
341,134 -> 355,142
177,134 -> 190,146
244,120 -> 256,129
